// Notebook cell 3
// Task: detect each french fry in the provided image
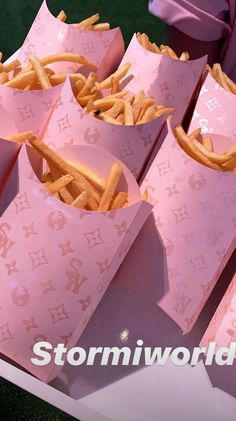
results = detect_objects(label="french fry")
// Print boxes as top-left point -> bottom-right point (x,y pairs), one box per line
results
8,131 -> 33,143
29,56 -> 52,90
97,113 -> 123,125
72,191 -> 88,209
222,71 -> 236,95
106,99 -> 125,118
0,59 -> 21,74
98,163 -> 123,211
0,72 -> 9,84
57,10 -> 67,22
202,136 -> 214,152
138,105 -> 156,125
77,94 -> 97,108
189,128 -> 201,141
67,160 -> 106,191
213,63 -> 229,91
179,52 -> 190,61
93,93 -> 127,111
142,190 -> 149,201
28,136 -> 100,210
77,72 -> 97,98
138,98 -> 156,121
116,114 -> 125,124
223,145 -> 236,157
110,192 -> 128,210
47,174 -> 74,194
111,77 -> 120,94
223,155 -> 236,172
124,102 -> 134,125
192,139 -> 230,164
160,45 -> 178,59
75,13 -> 100,30
175,126 -> 222,171
4,70 -> 37,88
47,163 -> 75,205
90,23 -> 110,31
99,63 -> 131,89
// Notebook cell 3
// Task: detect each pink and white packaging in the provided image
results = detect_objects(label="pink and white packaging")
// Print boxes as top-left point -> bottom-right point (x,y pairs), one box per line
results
0,143 -> 152,382
119,34 -> 207,125
0,80 -> 63,135
189,71 -> 236,139
115,121 -> 236,333
43,77 -> 166,179
200,274 -> 236,351
17,1 -> 125,80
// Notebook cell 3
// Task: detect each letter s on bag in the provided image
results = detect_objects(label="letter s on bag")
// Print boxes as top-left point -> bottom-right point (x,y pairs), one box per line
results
31,341 -> 52,366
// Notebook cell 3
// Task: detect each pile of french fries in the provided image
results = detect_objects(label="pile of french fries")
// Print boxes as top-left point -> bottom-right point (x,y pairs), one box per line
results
0,52 -> 96,89
175,126 -> 236,173
137,33 -> 190,61
25,135 -> 129,211
73,63 -> 173,125
57,10 -> 111,32
207,63 -> 236,95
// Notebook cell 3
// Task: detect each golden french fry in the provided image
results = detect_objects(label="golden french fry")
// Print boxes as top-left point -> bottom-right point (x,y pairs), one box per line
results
222,71 -> 236,95
29,55 -> 52,90
99,63 -> 131,89
8,131 -> 33,143
77,72 -> 97,98
98,113 -> 123,125
179,51 -> 190,61
106,99 -> 125,118
0,59 -> 21,73
4,70 -> 37,88
67,160 -> 106,191
111,77 -> 120,94
0,72 -> 9,83
138,105 -> 156,124
124,102 -> 134,125
75,13 -> 100,30
28,136 -> 100,210
77,94 -> 97,108
154,107 -> 174,119
75,78 -> 85,95
93,93 -> 127,111
202,136 -> 214,152
189,128 -> 202,141
142,189 -> 149,201
47,174 -> 74,194
152,42 -> 160,54
213,63 -> 229,91
98,163 -> 123,211
57,10 -> 67,22
223,155 -> 236,172
90,23 -> 110,31
192,139 -> 230,164
116,114 -> 125,124
138,98 -> 156,121
72,191 -> 88,209
86,98 -> 94,113
47,163 -> 75,204
175,126 -> 222,171
160,45 -> 178,59
110,192 -> 128,210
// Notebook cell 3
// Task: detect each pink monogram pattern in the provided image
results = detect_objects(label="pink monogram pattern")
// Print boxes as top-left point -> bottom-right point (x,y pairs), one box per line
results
189,71 -> 236,140
119,34 -> 207,125
17,1 -> 125,80
0,144 -> 152,382
201,275 -> 236,350
139,122 -> 235,333
43,77 -> 166,179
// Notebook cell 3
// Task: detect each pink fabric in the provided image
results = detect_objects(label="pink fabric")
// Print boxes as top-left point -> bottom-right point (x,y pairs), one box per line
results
149,0 -> 236,80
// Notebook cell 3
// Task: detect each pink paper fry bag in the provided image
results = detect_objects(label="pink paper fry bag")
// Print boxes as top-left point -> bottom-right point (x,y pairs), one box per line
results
189,71 -> 236,139
116,122 -> 236,334
0,143 -> 152,382
43,77 -> 166,180
17,1 -> 125,80
0,105 -> 22,212
119,34 -> 207,125
200,274 -> 236,351
0,81 -> 63,136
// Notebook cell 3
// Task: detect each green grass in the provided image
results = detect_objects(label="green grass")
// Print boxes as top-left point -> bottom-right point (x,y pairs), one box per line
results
0,1 -> 165,419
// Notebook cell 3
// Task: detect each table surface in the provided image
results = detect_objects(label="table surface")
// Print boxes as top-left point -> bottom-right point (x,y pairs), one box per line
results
0,1 -> 165,420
